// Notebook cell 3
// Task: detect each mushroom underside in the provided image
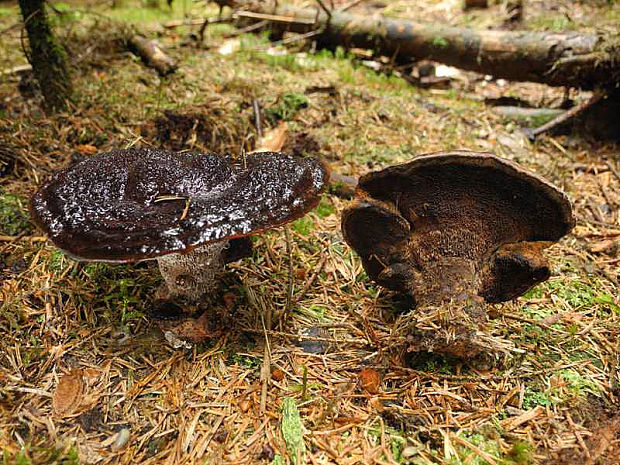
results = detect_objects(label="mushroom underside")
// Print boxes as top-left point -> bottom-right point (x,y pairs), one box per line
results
342,152 -> 574,359
342,196 -> 554,307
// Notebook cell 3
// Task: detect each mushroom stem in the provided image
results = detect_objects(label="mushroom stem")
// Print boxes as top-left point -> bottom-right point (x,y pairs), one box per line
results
403,258 -> 491,359
156,241 -> 228,301
410,257 -> 481,307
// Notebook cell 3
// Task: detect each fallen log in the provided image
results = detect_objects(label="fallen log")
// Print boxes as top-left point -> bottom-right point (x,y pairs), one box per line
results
127,35 -> 177,76
221,1 -> 620,90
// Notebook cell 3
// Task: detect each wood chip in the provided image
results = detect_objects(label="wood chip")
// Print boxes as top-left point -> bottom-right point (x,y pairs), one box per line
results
500,406 -> 543,431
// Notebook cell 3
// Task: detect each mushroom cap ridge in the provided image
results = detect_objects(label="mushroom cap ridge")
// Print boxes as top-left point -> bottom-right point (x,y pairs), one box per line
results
30,148 -> 328,262
355,150 -> 575,243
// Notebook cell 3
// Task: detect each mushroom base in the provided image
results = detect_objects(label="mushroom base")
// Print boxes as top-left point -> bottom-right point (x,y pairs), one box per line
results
393,300 -> 514,361
156,241 -> 228,302
397,260 -> 513,361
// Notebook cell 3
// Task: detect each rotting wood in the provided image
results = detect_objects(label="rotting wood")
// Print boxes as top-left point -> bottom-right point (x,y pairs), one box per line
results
220,0 -> 620,90
127,35 -> 177,76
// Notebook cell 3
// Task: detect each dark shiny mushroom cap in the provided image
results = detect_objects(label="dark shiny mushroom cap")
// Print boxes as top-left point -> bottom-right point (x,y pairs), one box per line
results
31,148 -> 328,262
342,151 -> 575,303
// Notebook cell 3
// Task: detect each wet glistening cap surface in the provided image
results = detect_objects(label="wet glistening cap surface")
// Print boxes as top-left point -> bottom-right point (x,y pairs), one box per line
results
31,148 -> 328,262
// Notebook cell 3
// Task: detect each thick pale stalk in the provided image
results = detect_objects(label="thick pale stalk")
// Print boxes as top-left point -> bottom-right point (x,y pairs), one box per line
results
157,242 -> 227,300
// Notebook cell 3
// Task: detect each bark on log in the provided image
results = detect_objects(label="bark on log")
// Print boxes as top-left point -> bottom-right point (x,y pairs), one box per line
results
222,1 -> 620,90
128,35 -> 177,76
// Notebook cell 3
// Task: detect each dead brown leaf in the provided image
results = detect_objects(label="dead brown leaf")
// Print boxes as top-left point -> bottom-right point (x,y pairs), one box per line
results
53,369 -> 85,417
359,368 -> 381,394
254,122 -> 288,153
271,367 -> 285,382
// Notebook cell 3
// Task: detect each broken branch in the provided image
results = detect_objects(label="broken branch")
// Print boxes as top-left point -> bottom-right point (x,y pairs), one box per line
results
127,35 -> 177,76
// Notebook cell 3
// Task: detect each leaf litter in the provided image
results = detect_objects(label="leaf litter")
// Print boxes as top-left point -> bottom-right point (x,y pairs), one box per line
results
0,0 -> 619,464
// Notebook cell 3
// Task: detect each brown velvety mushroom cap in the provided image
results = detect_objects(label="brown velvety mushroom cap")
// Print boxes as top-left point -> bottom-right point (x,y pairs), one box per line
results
342,151 -> 574,303
31,148 -> 327,262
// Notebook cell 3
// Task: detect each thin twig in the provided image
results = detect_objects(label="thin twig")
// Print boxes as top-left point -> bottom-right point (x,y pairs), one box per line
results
259,311 -> 271,414
223,19 -> 268,38
338,0 -> 364,12
252,98 -> 262,141
294,255 -> 327,304
315,0 -> 332,19
284,226 -> 294,315
606,160 -> 620,182
235,10 -> 315,25
199,15 -> 234,42
525,91 -> 606,139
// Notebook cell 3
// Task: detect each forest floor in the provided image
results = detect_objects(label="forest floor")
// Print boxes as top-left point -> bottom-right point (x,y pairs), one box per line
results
1,0 -> 619,464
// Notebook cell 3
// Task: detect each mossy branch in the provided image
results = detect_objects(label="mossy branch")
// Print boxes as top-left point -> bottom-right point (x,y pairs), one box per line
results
18,0 -> 73,112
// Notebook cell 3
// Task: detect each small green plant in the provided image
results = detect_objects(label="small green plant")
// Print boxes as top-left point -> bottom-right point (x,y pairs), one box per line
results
48,2 -> 81,26
292,216 -> 314,236
265,93 -> 309,122
0,6 -> 16,18
4,445 -> 79,465
560,369 -> 600,397
594,292 -> 620,314
229,353 -> 261,370
281,397 -> 305,464
507,441 -> 534,464
450,432 -> 501,465
522,386 -> 556,409
296,304 -> 327,321
48,250 -> 70,272
405,351 -> 460,375
255,51 -> 300,71
389,434 -> 406,462
315,197 -> 335,218
432,37 -> 449,49
346,144 -> 415,165
0,193 -> 31,236
104,278 -> 143,325
271,456 -> 285,465
530,15 -> 572,32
